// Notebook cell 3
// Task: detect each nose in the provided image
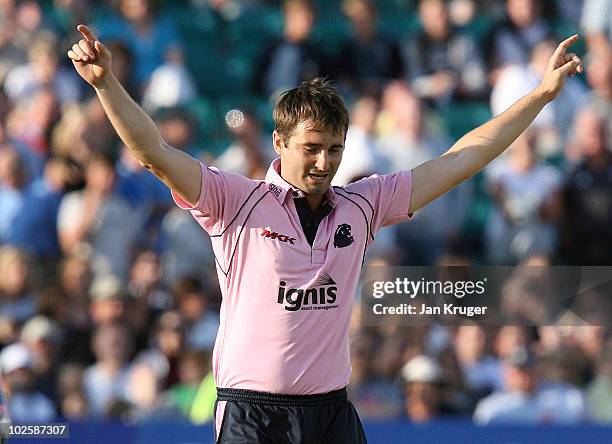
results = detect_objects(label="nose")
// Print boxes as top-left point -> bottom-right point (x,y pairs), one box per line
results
315,150 -> 329,171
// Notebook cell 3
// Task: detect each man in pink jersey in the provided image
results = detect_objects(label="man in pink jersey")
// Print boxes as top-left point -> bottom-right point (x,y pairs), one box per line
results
68,23 -> 582,443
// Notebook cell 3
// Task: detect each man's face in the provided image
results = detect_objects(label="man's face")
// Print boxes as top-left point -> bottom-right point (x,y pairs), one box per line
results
274,121 -> 344,198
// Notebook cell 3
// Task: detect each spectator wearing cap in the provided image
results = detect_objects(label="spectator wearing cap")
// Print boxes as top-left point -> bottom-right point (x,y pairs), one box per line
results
0,343 -> 56,422
83,322 -> 133,417
20,316 -> 63,402
89,274 -> 128,327
473,347 -> 586,424
401,354 -> 459,422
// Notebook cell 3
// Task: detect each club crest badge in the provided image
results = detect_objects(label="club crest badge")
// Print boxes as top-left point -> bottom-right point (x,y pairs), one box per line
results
334,224 -> 354,248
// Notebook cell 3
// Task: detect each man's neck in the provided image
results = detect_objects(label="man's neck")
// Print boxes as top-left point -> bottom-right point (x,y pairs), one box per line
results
305,194 -> 324,212
277,169 -> 325,212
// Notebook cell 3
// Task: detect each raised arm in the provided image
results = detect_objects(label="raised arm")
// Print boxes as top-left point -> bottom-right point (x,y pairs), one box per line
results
67,24 -> 201,205
408,35 -> 583,214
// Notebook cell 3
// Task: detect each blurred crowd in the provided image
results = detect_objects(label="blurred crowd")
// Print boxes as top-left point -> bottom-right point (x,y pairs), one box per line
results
0,0 -> 611,427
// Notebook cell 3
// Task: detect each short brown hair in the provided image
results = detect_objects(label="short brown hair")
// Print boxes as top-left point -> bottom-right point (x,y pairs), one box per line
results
273,78 -> 350,141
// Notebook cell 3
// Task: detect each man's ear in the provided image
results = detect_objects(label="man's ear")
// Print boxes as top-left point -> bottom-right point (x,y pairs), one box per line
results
272,131 -> 284,156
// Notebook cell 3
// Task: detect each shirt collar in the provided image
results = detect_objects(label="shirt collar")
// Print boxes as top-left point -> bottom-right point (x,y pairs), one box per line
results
264,158 -> 337,207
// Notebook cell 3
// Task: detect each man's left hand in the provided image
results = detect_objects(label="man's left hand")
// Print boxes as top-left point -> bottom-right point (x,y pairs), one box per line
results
537,34 -> 583,102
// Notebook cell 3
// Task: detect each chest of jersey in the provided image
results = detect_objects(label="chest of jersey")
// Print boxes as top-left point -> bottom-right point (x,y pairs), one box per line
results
211,192 -> 371,290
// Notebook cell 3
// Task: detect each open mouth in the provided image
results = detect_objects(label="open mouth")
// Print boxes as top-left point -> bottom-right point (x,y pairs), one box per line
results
308,173 -> 328,182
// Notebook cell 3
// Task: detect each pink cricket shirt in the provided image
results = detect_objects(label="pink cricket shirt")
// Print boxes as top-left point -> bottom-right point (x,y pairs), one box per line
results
173,158 -> 412,395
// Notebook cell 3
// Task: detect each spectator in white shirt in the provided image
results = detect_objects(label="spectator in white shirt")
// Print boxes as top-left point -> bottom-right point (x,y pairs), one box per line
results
332,95 -> 387,186
485,130 -> 563,264
581,0 -> 612,53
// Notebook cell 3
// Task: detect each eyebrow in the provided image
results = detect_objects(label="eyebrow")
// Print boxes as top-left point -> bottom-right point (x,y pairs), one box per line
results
301,143 -> 344,149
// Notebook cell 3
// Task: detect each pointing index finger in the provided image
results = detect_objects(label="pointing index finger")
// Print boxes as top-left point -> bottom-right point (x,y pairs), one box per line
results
554,34 -> 579,57
77,24 -> 98,43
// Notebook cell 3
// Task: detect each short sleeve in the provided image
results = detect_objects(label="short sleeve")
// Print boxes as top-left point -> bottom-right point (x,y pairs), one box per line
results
343,169 -> 413,234
171,161 -> 258,234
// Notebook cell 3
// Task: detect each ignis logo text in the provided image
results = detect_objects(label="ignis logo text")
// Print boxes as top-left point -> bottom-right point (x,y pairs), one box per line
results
277,274 -> 339,312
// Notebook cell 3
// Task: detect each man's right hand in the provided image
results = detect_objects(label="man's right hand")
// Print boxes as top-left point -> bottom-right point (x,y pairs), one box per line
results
66,24 -> 202,206
67,24 -> 112,87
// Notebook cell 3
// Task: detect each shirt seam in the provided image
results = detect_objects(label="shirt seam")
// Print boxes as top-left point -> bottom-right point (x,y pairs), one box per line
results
334,193 -> 370,266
